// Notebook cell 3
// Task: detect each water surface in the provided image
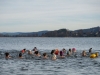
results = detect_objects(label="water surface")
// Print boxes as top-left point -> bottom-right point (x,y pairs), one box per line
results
0,37 -> 100,75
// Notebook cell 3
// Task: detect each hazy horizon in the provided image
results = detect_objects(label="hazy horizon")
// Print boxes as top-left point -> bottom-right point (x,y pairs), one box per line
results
0,0 -> 100,32
0,26 -> 99,33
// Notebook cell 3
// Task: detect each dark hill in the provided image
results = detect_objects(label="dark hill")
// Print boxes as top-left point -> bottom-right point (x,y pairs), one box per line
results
0,26 -> 100,37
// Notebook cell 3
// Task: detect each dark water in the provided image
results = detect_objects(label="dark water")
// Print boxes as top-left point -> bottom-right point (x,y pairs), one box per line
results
0,37 -> 100,75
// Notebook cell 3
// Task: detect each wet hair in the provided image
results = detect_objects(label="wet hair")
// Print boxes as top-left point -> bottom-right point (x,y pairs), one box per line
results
51,50 -> 55,55
43,53 -> 47,57
69,49 -> 71,52
19,53 -> 22,57
23,49 -> 26,51
35,51 -> 39,54
5,52 -> 9,57
60,51 -> 63,56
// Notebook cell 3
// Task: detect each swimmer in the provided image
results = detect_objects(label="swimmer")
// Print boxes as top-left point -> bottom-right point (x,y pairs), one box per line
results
82,50 -> 87,57
19,53 -> 23,58
33,47 -> 37,51
51,50 -> 57,60
59,50 -> 65,58
72,48 -> 76,53
21,48 -> 26,53
86,48 -> 92,56
95,52 -> 99,57
89,48 -> 92,53
55,49 -> 59,55
51,50 -> 55,55
5,52 -> 11,59
28,50 -> 33,55
62,48 -> 66,55
42,53 -> 48,59
67,49 -> 72,56
69,49 -> 72,54
33,47 -> 38,54
34,51 -> 41,57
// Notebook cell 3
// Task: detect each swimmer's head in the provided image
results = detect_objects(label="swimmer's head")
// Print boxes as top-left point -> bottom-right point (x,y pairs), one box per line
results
60,51 -> 63,56
35,51 -> 39,54
51,50 -> 55,55
5,52 -> 9,57
43,53 -> 47,57
69,49 -> 72,52
72,48 -> 76,52
19,53 -> 22,57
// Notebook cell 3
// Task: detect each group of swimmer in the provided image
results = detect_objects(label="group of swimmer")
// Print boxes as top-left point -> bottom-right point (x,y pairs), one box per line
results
5,47 -> 99,60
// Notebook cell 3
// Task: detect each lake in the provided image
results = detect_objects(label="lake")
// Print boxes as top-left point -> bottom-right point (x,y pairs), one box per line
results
0,37 -> 100,75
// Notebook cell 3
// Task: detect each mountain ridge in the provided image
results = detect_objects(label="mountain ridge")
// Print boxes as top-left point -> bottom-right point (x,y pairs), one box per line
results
0,26 -> 100,37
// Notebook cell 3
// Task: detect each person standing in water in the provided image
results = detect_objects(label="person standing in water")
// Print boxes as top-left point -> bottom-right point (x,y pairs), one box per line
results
51,50 -> 57,60
67,49 -> 72,56
87,48 -> 92,56
89,48 -> 92,53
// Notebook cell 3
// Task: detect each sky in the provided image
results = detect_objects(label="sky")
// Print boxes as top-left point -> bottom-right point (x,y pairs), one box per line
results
0,0 -> 100,32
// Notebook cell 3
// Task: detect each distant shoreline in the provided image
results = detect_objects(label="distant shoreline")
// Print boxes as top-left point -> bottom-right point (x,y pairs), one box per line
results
0,26 -> 100,37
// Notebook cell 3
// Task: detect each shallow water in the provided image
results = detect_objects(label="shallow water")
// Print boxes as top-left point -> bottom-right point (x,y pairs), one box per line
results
0,37 -> 100,75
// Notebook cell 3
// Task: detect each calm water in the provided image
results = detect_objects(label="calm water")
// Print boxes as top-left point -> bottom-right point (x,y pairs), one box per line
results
0,37 -> 100,75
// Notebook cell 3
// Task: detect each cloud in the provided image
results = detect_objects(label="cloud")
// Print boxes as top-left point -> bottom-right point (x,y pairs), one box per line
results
0,0 -> 100,32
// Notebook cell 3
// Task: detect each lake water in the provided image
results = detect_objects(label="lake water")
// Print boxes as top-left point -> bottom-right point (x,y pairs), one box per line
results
0,37 -> 100,75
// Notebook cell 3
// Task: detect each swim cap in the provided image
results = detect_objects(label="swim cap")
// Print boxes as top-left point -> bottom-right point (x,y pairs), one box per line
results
72,48 -> 76,52
55,49 -> 59,55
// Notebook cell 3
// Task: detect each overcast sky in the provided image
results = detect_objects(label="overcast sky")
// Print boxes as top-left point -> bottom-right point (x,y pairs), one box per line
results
0,0 -> 100,32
